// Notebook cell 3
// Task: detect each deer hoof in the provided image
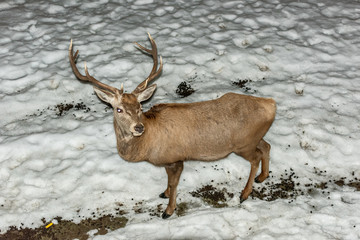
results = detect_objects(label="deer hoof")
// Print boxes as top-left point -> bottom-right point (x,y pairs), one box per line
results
162,212 -> 172,219
240,196 -> 247,204
159,192 -> 168,199
255,174 -> 269,183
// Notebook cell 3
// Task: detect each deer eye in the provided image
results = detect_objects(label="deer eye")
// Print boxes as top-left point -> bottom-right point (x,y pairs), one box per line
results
116,108 -> 122,113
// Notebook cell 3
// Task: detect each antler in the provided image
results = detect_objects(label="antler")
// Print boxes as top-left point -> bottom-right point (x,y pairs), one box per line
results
133,33 -> 163,94
69,39 -> 121,94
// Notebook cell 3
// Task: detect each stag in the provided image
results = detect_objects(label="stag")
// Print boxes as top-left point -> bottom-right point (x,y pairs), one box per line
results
69,33 -> 276,219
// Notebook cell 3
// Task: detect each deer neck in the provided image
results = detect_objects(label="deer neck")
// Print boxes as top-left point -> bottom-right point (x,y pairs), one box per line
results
113,118 -> 131,141
113,118 -> 147,162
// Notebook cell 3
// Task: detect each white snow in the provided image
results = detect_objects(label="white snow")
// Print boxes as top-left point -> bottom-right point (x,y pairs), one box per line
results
1,0 -> 360,239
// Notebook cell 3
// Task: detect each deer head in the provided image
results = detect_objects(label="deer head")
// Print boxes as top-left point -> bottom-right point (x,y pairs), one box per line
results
69,33 -> 163,137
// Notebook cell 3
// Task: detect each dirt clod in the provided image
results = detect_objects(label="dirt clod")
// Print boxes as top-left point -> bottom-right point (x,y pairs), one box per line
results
56,103 -> 74,116
176,81 -> 195,98
232,79 -> 256,93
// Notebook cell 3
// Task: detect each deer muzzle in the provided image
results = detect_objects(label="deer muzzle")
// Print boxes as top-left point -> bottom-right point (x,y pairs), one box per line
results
131,123 -> 145,136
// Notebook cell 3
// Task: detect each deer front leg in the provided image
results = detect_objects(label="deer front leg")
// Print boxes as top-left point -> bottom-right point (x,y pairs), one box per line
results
161,161 -> 184,219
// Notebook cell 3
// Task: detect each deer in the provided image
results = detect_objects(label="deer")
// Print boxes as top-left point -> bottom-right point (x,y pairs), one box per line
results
69,33 -> 276,219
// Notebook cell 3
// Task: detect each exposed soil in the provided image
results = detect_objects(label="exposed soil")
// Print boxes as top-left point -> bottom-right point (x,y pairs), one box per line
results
232,79 -> 257,93
190,185 -> 234,208
56,102 -> 91,116
334,179 -> 360,191
133,201 -> 146,214
25,100 -> 93,118
0,215 -> 128,240
251,169 -> 301,202
190,169 -> 359,206
253,169 -> 359,203
252,169 -> 359,202
175,202 -> 189,217
175,81 -> 195,98
149,204 -> 164,218
56,103 -> 75,116
130,200 -> 164,218
232,79 -> 252,88
1,169 -> 358,238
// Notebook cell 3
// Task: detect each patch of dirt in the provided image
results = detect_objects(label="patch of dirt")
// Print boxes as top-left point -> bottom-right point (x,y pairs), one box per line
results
251,169 -> 302,202
133,201 -> 145,214
190,169 -> 359,207
131,201 -> 164,218
55,103 -> 74,116
251,169 -> 359,202
232,79 -> 257,93
176,202 -> 189,217
334,178 -> 360,191
149,204 -> 164,218
2,170 -> 358,238
25,100 -> 93,118
55,102 -> 91,116
0,215 -> 128,240
74,102 -> 91,112
190,185 -> 234,208
176,81 -> 195,98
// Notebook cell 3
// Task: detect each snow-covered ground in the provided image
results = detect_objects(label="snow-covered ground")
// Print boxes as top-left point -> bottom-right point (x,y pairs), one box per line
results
1,0 -> 360,239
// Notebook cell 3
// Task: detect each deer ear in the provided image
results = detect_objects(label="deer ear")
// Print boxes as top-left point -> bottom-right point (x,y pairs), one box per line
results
136,84 -> 157,102
93,86 -> 115,104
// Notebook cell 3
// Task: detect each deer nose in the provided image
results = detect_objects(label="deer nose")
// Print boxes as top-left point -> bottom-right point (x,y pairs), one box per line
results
134,123 -> 144,134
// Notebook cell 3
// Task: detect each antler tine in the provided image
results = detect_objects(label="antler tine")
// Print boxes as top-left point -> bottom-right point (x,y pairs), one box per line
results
133,33 -> 163,93
69,40 -> 120,94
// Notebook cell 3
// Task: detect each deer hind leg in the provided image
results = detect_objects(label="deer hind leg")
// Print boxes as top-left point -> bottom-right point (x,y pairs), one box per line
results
255,139 -> 271,183
236,147 -> 262,203
161,161 -> 184,219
